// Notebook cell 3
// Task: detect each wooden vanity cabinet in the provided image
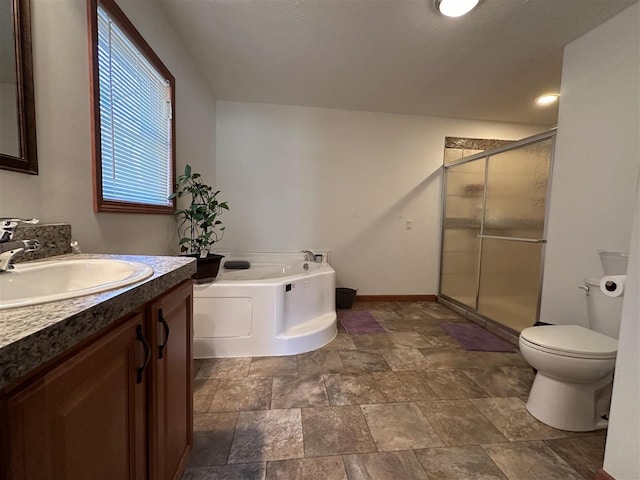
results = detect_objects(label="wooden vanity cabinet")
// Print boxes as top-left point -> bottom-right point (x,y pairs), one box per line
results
0,280 -> 193,480
148,280 -> 193,480
5,312 -> 148,480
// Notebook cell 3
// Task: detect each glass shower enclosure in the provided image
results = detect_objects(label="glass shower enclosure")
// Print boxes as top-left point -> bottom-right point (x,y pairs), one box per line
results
439,130 -> 555,333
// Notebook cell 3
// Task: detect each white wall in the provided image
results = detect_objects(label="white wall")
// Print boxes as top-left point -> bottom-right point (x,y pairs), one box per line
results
538,5 -> 640,478
216,101 -> 542,294
540,3 -> 640,327
0,0 -> 217,255
605,183 -> 639,480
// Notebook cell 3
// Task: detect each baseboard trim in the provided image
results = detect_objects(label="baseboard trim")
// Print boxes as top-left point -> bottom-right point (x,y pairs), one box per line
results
355,295 -> 437,302
595,469 -> 615,480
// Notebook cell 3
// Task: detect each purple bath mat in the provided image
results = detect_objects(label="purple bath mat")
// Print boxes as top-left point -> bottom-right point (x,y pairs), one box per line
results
337,310 -> 386,334
440,322 -> 515,352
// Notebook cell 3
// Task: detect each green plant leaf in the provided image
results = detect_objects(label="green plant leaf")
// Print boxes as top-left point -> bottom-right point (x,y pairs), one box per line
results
171,164 -> 228,252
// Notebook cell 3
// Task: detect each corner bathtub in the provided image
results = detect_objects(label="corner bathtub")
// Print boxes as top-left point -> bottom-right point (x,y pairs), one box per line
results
193,254 -> 337,358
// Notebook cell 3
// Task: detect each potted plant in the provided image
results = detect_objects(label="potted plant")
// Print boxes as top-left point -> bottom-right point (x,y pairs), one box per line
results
169,164 -> 229,282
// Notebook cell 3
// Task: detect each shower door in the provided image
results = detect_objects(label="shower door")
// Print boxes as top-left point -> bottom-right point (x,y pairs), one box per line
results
439,131 -> 555,332
440,159 -> 485,308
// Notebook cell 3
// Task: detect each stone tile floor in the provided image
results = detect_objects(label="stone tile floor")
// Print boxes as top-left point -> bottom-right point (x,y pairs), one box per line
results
183,301 -> 606,480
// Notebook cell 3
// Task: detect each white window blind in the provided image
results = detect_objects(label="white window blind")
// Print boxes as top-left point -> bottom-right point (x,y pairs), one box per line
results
97,5 -> 172,207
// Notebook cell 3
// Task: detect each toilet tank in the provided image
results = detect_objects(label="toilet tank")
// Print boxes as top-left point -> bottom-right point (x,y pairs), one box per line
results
585,276 -> 624,339
598,250 -> 629,275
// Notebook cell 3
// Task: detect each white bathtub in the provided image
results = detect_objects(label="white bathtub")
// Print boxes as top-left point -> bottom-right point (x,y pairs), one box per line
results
193,252 -> 337,358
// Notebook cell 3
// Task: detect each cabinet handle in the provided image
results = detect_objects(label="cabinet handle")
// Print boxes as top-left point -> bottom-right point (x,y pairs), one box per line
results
136,325 -> 151,384
158,308 -> 170,360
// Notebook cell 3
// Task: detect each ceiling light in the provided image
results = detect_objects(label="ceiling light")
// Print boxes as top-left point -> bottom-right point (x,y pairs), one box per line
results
435,0 -> 481,17
535,94 -> 560,106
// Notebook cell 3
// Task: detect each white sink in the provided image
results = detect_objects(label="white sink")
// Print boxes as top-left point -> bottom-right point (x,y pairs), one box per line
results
0,259 -> 154,310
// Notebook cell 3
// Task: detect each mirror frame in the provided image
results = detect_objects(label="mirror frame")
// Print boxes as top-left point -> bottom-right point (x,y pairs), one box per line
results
0,0 -> 38,175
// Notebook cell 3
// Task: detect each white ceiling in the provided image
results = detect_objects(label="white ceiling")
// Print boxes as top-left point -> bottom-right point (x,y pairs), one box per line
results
159,0 -> 638,125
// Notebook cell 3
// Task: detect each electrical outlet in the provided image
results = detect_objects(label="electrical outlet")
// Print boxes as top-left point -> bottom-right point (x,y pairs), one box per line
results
406,220 -> 413,230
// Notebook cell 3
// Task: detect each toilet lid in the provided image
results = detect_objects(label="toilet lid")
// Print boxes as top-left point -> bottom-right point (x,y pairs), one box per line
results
520,325 -> 617,359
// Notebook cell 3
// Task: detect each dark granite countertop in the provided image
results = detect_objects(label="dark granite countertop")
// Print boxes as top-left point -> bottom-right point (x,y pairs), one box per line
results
0,253 -> 196,390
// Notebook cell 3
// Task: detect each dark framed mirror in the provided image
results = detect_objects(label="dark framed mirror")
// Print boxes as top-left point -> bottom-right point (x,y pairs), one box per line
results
0,0 -> 37,174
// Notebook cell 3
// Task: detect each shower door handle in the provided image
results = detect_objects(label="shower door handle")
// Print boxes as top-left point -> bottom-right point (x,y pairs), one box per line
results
476,234 -> 546,243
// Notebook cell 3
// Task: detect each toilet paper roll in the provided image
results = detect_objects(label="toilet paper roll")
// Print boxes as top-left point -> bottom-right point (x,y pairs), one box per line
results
600,275 -> 626,298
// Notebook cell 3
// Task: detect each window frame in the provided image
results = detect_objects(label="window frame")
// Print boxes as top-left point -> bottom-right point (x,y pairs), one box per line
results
87,0 -> 176,214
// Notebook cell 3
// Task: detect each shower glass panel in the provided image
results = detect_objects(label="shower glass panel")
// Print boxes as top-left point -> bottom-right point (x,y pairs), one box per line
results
482,139 -> 552,240
476,138 -> 552,331
477,239 -> 543,331
440,159 -> 486,308
439,130 -> 555,333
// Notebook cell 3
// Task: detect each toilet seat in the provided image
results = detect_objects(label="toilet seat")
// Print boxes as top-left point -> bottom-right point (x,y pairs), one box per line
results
520,325 -> 617,360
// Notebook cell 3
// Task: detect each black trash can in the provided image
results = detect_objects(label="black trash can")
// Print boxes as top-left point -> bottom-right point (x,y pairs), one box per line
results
336,288 -> 357,309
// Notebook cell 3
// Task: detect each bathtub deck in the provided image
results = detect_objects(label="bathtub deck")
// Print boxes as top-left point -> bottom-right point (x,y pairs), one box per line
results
193,256 -> 337,358
278,312 -> 337,339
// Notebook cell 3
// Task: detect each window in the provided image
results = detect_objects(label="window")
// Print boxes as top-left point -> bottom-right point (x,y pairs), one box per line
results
88,0 -> 175,213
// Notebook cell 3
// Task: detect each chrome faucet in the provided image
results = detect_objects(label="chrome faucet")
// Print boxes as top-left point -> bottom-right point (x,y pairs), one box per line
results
0,218 -> 40,272
301,250 -> 316,262
0,239 -> 41,271
1,218 -> 39,242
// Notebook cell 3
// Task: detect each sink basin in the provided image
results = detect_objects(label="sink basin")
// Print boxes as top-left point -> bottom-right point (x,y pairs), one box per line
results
0,259 -> 154,310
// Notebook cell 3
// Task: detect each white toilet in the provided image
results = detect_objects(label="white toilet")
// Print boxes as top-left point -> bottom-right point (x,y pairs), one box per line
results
519,252 -> 627,432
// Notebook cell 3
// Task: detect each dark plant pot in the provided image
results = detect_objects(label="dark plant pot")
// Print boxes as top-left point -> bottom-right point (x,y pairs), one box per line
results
187,253 -> 224,284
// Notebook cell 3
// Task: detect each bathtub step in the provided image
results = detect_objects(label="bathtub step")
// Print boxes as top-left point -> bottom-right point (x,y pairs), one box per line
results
278,312 -> 337,339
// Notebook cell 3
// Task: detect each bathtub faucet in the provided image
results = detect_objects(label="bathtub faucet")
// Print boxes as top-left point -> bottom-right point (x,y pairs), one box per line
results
301,250 -> 317,262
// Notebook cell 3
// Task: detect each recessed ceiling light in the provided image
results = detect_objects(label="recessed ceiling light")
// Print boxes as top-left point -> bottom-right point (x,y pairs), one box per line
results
536,94 -> 560,106
435,0 -> 481,17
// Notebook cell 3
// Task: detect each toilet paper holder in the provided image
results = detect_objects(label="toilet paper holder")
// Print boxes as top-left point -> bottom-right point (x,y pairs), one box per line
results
599,275 -> 626,298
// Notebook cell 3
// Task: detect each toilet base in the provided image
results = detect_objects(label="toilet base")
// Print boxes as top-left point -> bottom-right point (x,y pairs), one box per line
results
526,372 -> 613,432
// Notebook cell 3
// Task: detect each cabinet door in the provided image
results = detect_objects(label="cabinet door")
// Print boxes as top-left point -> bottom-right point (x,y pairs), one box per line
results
149,280 -> 193,480
6,313 -> 149,480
